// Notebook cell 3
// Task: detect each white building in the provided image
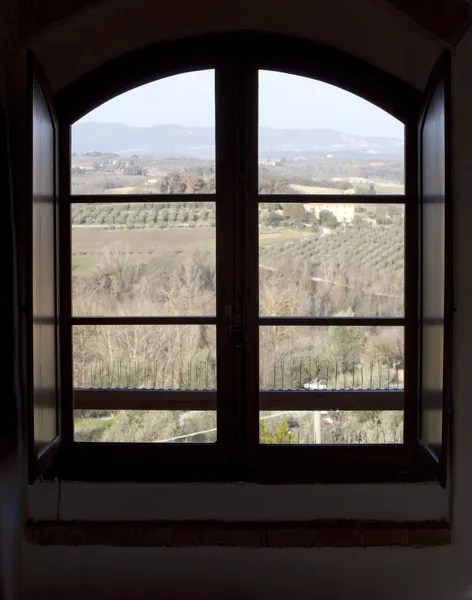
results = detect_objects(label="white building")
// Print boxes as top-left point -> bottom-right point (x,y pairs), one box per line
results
303,203 -> 355,223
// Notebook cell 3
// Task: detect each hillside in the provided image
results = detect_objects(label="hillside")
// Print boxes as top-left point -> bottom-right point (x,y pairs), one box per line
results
72,122 -> 404,159
71,201 -> 405,445
71,201 -> 404,318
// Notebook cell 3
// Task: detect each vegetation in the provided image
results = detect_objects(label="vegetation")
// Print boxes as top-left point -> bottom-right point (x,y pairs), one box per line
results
260,417 -> 294,444
72,202 -> 216,229
72,154 -> 404,196
72,154 -> 215,195
258,156 -> 404,195
71,153 -> 406,446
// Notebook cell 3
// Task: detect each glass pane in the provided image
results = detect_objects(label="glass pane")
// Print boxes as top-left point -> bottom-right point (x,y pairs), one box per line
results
73,325 -> 216,390
421,200 -> 445,451
259,326 -> 404,390
259,411 -> 403,444
72,71 -> 215,195
73,325 -> 217,442
72,203 -> 216,316
258,71 -> 404,195
259,203 -> 404,317
75,410 -> 216,443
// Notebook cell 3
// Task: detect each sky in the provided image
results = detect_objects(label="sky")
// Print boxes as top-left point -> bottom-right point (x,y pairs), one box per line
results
78,69 -> 404,139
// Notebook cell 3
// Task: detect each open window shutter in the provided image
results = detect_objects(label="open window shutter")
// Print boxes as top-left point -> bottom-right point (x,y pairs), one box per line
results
418,52 -> 452,487
28,53 -> 61,483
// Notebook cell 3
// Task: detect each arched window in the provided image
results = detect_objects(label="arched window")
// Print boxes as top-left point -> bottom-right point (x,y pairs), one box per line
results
27,35 -> 451,484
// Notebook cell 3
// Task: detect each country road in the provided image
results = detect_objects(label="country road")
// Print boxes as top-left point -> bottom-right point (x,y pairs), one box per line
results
259,264 -> 402,299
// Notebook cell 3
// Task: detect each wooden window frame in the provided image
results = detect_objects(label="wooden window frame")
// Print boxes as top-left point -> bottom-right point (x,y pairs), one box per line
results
35,33 -> 449,484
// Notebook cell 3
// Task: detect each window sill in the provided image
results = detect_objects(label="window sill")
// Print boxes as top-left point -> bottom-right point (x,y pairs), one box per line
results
25,519 -> 451,548
45,443 -> 439,484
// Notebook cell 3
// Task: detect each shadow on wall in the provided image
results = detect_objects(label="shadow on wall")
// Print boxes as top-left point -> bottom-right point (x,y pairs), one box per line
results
31,0 -> 440,93
0,85 -> 23,600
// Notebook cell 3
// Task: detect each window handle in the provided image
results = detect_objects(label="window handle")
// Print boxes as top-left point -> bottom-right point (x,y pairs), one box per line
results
225,306 -> 243,346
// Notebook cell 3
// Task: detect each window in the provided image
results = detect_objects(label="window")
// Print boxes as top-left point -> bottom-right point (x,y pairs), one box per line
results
26,36 -> 452,484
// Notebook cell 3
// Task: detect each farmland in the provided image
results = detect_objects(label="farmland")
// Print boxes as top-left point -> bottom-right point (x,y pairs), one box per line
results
71,152 -> 404,196
71,153 -> 405,445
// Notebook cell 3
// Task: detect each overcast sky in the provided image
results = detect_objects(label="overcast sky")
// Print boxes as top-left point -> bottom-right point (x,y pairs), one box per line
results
78,69 -> 404,139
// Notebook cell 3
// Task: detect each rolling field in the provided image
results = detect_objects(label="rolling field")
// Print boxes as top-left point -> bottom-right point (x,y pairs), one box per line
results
72,224 -> 316,276
72,226 -> 216,276
72,220 -> 403,280
289,184 -> 342,195
260,222 -> 404,274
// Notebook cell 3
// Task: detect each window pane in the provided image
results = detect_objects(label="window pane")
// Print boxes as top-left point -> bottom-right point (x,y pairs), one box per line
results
73,325 -> 217,442
258,71 -> 404,195
75,410 -> 216,443
259,203 -> 404,317
73,325 -> 216,389
259,326 -> 404,390
72,203 -> 216,316
72,71 -> 215,195
259,411 -> 403,444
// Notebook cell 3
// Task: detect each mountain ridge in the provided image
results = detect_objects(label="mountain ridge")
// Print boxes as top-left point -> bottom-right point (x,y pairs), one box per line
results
72,121 -> 404,159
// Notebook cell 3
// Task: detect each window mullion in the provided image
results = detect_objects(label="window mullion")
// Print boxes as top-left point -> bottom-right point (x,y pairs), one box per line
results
59,123 -> 74,446
214,64 -> 239,460
404,120 -> 420,451
240,65 -> 260,464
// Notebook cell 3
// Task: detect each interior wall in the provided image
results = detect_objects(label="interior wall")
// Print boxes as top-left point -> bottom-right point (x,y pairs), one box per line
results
25,0 -> 450,525
30,0 -> 440,93
0,26 -> 25,600
6,0 -> 472,598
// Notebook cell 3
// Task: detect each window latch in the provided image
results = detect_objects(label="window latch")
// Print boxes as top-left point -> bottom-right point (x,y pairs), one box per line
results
225,305 -> 243,346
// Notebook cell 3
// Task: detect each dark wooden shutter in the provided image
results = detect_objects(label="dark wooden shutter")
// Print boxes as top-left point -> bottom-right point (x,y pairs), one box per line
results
28,53 -> 61,482
418,52 -> 452,487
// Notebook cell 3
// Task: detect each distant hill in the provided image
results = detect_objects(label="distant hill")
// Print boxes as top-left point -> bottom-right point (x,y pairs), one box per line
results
72,122 -> 404,159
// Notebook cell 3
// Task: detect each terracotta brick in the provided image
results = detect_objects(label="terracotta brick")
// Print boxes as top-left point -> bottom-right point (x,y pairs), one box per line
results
315,526 -> 362,547
362,527 -> 410,547
117,524 -> 174,547
409,527 -> 451,547
196,527 -> 262,547
25,520 -> 451,549
172,525 -> 261,547
265,527 -> 319,548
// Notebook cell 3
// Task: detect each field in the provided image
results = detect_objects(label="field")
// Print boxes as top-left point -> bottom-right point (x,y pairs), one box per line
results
72,153 -> 404,196
289,184 -> 341,195
72,226 -> 215,276
70,153 -> 406,445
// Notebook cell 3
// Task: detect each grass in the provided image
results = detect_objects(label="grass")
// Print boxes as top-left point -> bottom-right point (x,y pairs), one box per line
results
258,227 -> 313,247
74,415 -> 117,441
74,416 -> 116,430
72,226 -> 216,275
103,186 -> 151,194
374,182 -> 405,194
72,254 -> 94,276
289,184 -> 344,195
71,222 -> 403,281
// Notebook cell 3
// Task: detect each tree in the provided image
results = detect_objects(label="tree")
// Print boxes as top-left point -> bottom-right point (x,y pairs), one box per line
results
282,203 -> 306,222
363,328 -> 404,367
260,417 -> 294,444
355,182 -> 376,195
329,311 -> 367,370
267,212 -> 283,227
318,209 -> 338,229
353,214 -> 369,229
374,207 -> 390,225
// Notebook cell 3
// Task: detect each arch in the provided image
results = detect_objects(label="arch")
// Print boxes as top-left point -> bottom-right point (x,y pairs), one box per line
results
56,32 -> 422,124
